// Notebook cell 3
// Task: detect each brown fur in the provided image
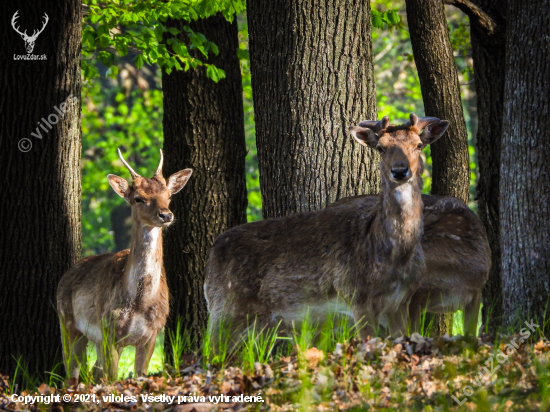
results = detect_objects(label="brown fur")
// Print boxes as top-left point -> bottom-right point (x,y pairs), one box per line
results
329,194 -> 491,335
57,150 -> 192,381
204,114 -> 450,341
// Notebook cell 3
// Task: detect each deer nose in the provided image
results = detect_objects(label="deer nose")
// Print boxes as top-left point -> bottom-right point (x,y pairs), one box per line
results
158,211 -> 173,222
391,162 -> 410,180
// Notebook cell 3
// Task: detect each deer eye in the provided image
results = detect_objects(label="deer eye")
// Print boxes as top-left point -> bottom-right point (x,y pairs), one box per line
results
376,146 -> 384,154
416,143 -> 423,150
135,197 -> 144,203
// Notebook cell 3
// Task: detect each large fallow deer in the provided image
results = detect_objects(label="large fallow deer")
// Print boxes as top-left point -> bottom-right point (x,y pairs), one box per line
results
329,194 -> 491,335
204,114 -> 449,341
57,149 -> 192,381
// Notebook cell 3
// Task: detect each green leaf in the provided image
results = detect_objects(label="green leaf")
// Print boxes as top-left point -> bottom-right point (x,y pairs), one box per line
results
237,49 -> 249,61
206,65 -> 226,82
372,14 -> 383,30
388,10 -> 400,25
98,51 -> 114,67
134,54 -> 144,69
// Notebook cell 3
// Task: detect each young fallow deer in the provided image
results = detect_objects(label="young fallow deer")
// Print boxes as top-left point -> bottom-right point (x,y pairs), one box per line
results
57,149 -> 192,381
329,194 -> 491,335
204,114 -> 449,341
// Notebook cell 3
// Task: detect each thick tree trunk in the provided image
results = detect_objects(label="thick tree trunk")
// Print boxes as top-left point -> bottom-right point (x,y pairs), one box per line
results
162,14 -> 248,353
406,0 -> 470,335
0,1 -> 81,376
248,0 -> 379,219
500,0 -> 550,330
465,0 -> 507,331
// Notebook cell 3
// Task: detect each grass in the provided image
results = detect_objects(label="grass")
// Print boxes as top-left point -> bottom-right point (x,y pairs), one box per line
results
86,333 -> 164,380
79,305 -> 481,381
4,306 -> 550,411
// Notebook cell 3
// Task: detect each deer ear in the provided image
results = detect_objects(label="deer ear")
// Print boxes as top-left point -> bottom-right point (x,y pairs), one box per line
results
167,169 -> 193,195
348,126 -> 379,148
107,174 -> 131,203
420,120 -> 450,145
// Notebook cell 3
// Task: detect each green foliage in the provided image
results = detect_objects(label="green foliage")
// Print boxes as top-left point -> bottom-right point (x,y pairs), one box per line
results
238,15 -> 262,222
81,72 -> 164,255
371,8 -> 401,30
82,0 -> 245,82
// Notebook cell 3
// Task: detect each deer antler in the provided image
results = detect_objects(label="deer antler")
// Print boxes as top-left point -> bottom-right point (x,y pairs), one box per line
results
11,11 -> 28,38
28,13 -> 49,41
406,113 -> 441,131
117,148 -> 140,179
358,115 -> 390,135
155,150 -> 164,177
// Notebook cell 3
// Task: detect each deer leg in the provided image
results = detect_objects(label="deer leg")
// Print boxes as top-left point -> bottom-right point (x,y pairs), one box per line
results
61,326 -> 88,380
464,291 -> 481,336
387,297 -> 411,338
352,305 -> 377,340
408,294 -> 425,334
135,335 -> 157,377
93,342 -> 119,382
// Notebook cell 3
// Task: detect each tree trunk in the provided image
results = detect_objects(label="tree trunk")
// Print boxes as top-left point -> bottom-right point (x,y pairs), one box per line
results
247,0 -> 379,219
0,0 -> 81,376
406,0 -> 470,335
110,204 -> 132,251
500,0 -> 550,330
406,0 -> 470,204
162,14 -> 248,354
465,0 -> 507,331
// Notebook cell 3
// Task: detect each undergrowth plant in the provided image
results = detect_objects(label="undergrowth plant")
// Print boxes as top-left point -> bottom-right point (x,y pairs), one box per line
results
167,317 -> 194,375
241,317 -> 282,373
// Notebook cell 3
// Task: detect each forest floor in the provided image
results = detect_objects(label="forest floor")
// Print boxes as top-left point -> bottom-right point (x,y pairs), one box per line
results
2,332 -> 550,412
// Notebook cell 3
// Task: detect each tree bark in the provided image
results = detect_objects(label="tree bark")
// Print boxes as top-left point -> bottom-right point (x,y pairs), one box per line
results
467,0 -> 507,331
406,0 -> 471,335
0,0 -> 81,376
247,0 -> 379,219
162,14 -> 248,353
500,0 -> 550,329
406,0 -> 470,204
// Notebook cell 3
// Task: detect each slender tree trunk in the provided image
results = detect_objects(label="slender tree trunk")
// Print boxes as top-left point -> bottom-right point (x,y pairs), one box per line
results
248,0 -> 379,219
406,0 -> 470,335
406,0 -> 470,204
0,1 -> 81,376
464,0 -> 507,331
500,0 -> 550,330
162,14 -> 248,354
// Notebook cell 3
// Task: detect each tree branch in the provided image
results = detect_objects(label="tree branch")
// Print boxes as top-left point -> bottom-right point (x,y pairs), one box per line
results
443,0 -> 498,37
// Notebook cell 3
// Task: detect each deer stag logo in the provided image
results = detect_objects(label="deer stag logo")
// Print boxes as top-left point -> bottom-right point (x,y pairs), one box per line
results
11,11 -> 49,54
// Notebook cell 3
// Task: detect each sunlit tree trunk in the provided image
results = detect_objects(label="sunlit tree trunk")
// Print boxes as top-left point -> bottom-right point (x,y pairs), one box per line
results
248,0 -> 379,219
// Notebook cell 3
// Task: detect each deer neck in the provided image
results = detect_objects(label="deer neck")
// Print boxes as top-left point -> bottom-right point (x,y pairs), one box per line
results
124,215 -> 163,302
379,176 -> 424,250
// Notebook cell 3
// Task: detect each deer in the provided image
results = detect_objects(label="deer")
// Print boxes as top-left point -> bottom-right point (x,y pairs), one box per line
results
328,194 -> 491,336
57,149 -> 192,381
204,114 -> 450,343
11,11 -> 49,54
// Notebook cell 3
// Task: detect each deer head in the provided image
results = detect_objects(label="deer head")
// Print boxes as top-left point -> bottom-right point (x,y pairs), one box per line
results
348,113 -> 449,189
107,149 -> 192,227
11,11 -> 49,54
